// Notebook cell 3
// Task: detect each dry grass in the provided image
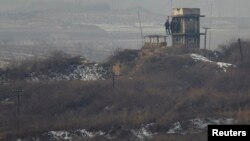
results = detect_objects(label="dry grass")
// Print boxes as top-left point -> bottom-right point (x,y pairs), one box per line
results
1,41 -> 250,140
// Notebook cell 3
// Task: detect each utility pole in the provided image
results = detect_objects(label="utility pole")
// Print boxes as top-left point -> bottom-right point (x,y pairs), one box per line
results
0,88 -> 25,138
137,11 -> 144,47
171,0 -> 173,11
209,3 -> 213,50
203,27 -> 210,50
238,38 -> 243,63
12,88 -> 24,134
112,72 -> 115,89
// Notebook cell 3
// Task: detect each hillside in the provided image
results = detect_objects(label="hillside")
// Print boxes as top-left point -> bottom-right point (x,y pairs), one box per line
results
0,41 -> 250,141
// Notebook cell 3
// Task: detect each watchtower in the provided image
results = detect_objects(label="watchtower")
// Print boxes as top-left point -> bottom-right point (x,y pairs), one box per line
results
171,8 -> 205,48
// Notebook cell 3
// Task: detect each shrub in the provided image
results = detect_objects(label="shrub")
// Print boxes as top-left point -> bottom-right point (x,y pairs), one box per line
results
0,51 -> 82,80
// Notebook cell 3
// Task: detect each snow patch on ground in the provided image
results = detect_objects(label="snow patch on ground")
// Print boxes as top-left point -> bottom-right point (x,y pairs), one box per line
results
77,129 -> 105,138
46,129 -> 113,141
14,119 -> 236,140
191,118 -> 235,129
190,54 -> 213,63
167,122 -> 183,134
78,129 -> 95,138
190,118 -> 209,129
44,125 -> 155,141
48,131 -> 72,141
132,127 -> 153,140
131,123 -> 155,140
167,118 -> 235,134
28,64 -> 108,82
0,63 -> 108,83
190,53 -> 235,72
216,62 -> 234,72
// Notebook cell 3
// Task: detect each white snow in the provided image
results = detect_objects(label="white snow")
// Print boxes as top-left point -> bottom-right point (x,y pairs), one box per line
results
167,118 -> 235,134
167,122 -> 182,134
131,123 -> 155,140
216,62 -> 234,72
209,118 -> 235,125
191,118 -> 235,129
78,129 -> 95,138
28,64 -> 108,82
31,137 -> 40,141
68,64 -> 106,81
190,54 -> 213,63
132,127 -> 153,140
96,131 -> 105,136
17,118 -> 236,140
48,131 -> 72,141
47,129 -> 110,141
190,118 -> 209,129
190,53 -> 235,72
77,129 -> 109,138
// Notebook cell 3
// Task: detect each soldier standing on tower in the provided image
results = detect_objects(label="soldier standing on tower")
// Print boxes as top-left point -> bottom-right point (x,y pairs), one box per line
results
170,19 -> 176,33
165,18 -> 170,34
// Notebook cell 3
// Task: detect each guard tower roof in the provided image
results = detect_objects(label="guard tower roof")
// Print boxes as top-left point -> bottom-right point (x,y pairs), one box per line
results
171,8 -> 205,17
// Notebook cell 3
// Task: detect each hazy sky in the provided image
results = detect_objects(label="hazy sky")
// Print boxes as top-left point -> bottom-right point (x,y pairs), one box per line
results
0,0 -> 249,17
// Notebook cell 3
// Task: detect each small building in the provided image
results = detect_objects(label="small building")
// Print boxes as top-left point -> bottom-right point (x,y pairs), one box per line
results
171,8 -> 205,48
